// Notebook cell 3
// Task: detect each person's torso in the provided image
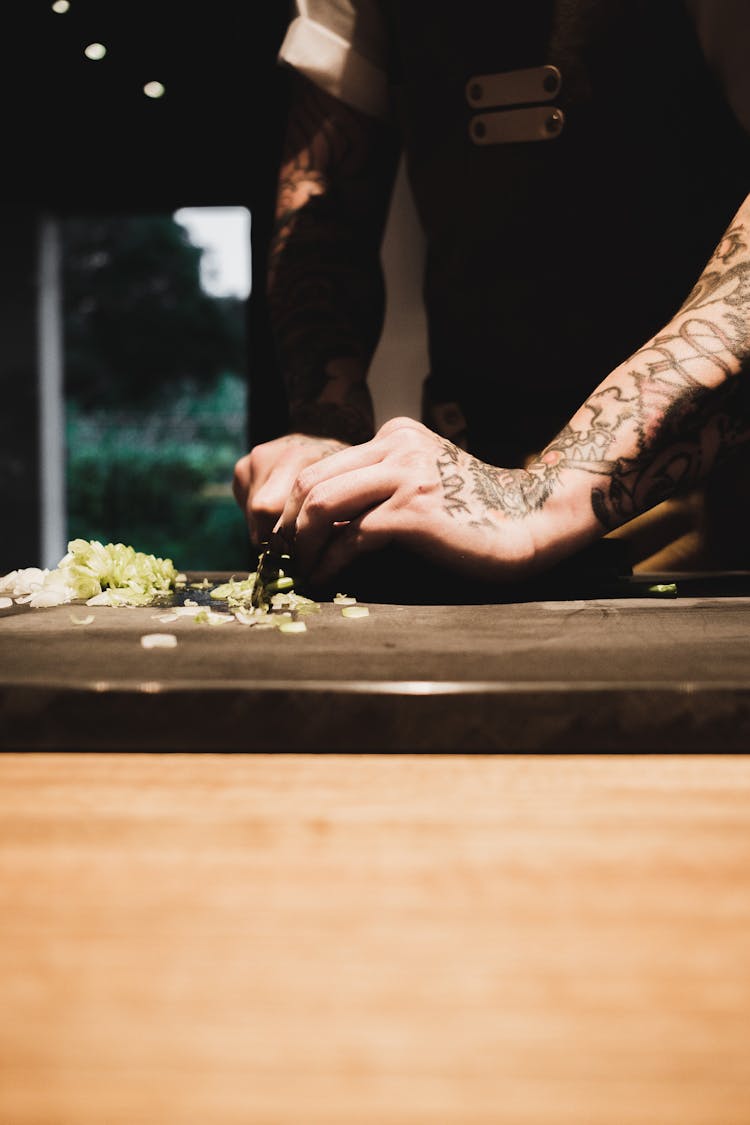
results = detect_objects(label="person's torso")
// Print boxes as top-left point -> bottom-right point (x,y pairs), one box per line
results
381,0 -> 750,462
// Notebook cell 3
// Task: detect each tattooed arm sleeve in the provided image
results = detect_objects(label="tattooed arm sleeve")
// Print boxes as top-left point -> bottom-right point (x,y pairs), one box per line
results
268,71 -> 400,445
477,195 -> 750,561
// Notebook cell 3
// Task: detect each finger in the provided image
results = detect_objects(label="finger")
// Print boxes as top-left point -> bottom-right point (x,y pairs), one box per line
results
275,422 -> 429,533
274,438 -> 388,534
270,443 -> 382,544
232,453 -> 264,546
255,444 -> 351,537
232,454 -> 251,510
240,443 -> 331,546
250,468 -> 303,544
278,461 -> 401,575
295,437 -> 389,497
375,415 -> 427,440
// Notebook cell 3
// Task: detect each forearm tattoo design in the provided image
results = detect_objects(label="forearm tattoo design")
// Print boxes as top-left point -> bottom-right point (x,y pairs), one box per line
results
268,77 -> 398,445
437,217 -> 750,529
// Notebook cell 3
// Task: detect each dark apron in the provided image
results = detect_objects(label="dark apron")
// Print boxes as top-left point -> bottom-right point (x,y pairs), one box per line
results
381,0 -> 750,465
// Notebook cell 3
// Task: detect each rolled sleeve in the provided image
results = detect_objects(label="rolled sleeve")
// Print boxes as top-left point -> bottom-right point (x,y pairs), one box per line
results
280,2 -> 390,120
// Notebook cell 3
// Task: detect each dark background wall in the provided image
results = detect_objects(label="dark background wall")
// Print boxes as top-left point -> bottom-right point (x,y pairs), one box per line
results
3,2 -> 291,213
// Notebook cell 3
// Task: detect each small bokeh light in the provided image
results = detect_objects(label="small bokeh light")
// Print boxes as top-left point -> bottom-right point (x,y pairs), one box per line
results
143,81 -> 166,99
84,42 -> 107,61
51,0 -> 70,12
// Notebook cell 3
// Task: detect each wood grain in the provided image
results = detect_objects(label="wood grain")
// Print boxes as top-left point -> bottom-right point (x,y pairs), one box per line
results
1,753 -> 749,1124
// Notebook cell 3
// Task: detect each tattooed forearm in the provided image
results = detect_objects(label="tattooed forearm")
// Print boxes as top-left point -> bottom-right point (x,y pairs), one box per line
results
436,419 -> 618,523
582,215 -> 750,527
267,73 -> 399,443
534,209 -> 750,528
430,204 -> 750,536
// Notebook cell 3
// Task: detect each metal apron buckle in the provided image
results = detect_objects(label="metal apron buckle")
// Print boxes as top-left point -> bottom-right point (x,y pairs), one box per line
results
466,65 -> 564,144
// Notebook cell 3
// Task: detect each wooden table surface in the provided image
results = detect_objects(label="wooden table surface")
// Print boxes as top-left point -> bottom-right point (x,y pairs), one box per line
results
2,753 -> 750,1124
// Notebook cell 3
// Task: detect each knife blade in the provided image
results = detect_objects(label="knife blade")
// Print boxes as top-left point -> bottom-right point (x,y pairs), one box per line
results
250,532 -> 295,609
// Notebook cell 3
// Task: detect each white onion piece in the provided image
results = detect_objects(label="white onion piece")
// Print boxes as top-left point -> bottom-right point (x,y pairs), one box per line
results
140,633 -> 178,649
341,605 -> 369,618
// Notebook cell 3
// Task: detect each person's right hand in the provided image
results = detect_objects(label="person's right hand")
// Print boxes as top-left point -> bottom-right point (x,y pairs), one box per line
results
232,433 -> 350,548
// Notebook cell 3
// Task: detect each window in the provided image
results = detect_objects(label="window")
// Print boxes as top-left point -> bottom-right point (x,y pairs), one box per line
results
55,207 -> 253,572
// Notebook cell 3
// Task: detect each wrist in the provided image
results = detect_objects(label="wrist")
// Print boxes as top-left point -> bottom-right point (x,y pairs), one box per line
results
523,466 -> 607,574
286,356 -> 375,445
288,400 -> 374,445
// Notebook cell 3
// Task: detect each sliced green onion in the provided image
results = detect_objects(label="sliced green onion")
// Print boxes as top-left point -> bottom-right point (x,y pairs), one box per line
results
265,576 -> 295,595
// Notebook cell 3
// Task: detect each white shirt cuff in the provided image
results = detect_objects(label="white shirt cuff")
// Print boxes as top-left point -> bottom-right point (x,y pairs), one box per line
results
279,16 -> 390,120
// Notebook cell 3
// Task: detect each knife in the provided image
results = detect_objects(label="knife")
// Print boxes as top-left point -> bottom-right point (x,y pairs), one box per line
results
250,531 -> 296,609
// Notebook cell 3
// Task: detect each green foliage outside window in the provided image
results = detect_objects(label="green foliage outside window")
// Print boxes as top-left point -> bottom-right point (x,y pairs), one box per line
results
62,214 -> 253,572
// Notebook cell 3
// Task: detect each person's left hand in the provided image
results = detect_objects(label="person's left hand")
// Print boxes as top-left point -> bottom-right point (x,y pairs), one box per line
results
275,416 -> 556,586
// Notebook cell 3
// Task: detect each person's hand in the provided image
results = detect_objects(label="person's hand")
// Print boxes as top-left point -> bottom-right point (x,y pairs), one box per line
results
233,433 -> 350,547
276,417 -> 560,586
